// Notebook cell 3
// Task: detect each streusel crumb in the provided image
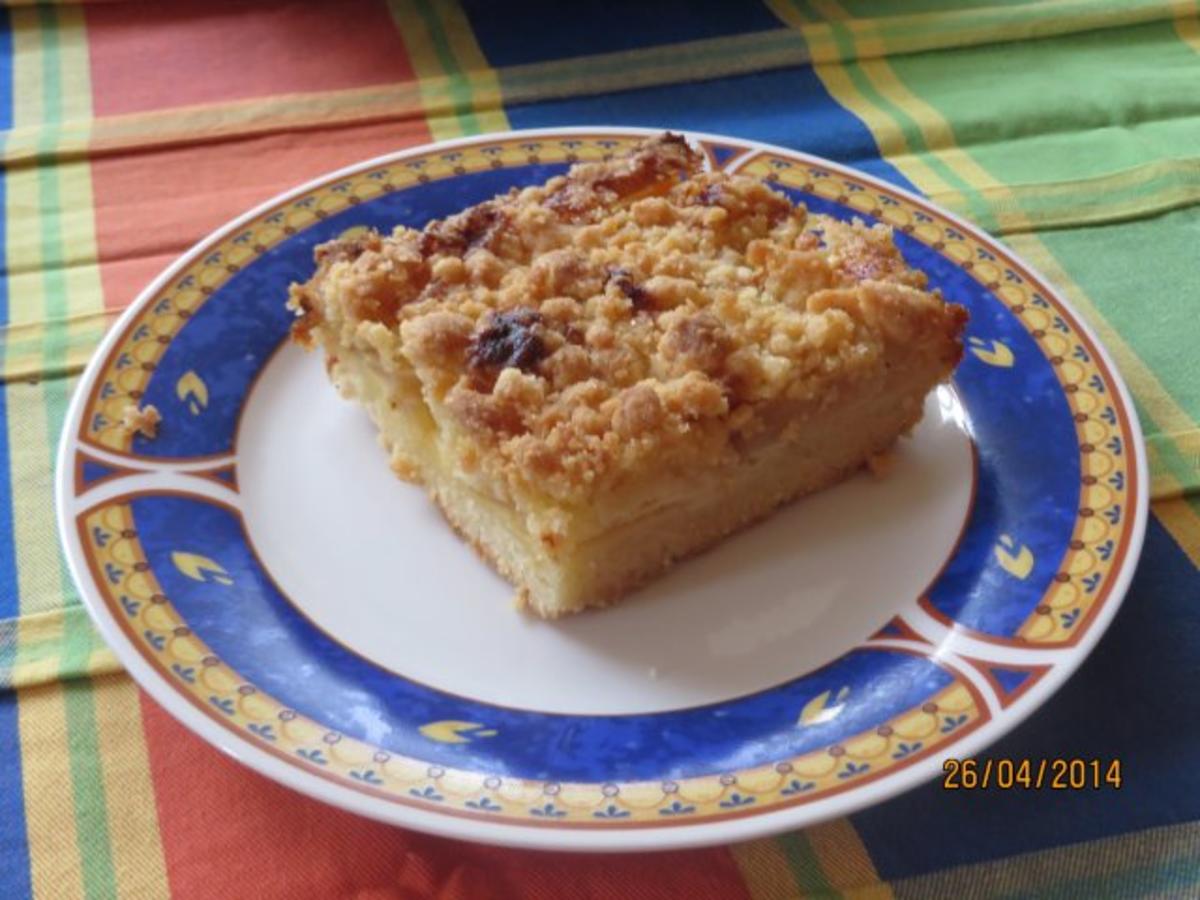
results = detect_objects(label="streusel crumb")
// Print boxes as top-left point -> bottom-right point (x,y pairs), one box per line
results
121,403 -> 161,439
290,134 -> 966,503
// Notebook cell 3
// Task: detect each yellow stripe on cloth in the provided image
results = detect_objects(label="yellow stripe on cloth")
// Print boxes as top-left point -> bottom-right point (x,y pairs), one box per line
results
1148,430 -> 1200,502
10,7 -> 45,127
52,4 -> 91,123
17,680 -> 86,900
732,838 -> 811,900
1151,498 -> 1200,569
91,673 -> 172,900
808,818 -> 893,897
4,382 -> 70,614
4,74 -> 73,900
6,12 -> 94,896
386,0 -> 509,139
431,0 -> 507,134
733,819 -> 893,899
1172,0 -> 1200,51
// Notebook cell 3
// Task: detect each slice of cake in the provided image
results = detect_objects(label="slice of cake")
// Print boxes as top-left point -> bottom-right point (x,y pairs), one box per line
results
288,134 -> 967,617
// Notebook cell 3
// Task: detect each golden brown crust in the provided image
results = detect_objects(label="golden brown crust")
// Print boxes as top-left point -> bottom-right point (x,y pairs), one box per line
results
291,134 -> 967,505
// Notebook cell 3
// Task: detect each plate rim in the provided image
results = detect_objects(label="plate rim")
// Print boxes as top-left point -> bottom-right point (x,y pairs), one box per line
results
55,125 -> 1150,852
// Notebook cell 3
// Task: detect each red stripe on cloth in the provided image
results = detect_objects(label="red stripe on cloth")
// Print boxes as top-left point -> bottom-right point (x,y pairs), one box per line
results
139,696 -> 751,899
85,0 -> 417,116
89,119 -> 432,311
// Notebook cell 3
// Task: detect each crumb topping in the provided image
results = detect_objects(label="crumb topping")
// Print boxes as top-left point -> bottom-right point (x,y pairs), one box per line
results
290,134 -> 966,502
121,403 -> 161,439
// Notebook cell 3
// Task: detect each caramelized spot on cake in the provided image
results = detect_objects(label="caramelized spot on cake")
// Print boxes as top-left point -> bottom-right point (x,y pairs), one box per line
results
546,131 -> 699,220
287,283 -> 320,346
314,231 -> 382,265
579,131 -> 696,199
420,200 -> 508,257
467,308 -> 547,388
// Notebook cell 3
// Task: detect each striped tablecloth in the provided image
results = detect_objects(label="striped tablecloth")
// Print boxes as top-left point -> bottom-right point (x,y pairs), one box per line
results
2,2 -> 1199,897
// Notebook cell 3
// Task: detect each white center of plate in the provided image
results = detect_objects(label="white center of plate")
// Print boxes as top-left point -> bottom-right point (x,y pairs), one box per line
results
238,345 -> 974,715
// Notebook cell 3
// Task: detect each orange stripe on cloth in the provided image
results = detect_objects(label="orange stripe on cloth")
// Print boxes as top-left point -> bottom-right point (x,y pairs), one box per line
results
84,0 -> 417,116
88,118 -> 433,311
139,697 -> 752,900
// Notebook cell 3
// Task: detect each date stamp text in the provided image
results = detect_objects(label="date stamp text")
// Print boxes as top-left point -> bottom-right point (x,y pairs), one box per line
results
942,758 -> 1122,790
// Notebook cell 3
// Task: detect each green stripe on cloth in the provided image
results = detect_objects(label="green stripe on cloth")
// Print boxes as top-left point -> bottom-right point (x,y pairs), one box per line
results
786,0 -> 1200,508
386,0 -> 506,138
386,0 -> 480,135
1032,208 -> 1200,426
408,0 -> 483,133
802,0 -> 1190,64
777,832 -> 836,896
61,676 -> 117,900
1034,207 -> 1200,499
778,3 -> 1200,234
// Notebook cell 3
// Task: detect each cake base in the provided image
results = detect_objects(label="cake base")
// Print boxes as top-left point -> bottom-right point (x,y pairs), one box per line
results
332,352 -> 929,617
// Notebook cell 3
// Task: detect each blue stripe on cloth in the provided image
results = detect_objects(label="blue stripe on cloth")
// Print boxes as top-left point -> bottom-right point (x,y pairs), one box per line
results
0,11 -> 32,899
853,515 -> 1200,878
504,64 -> 914,189
463,0 -> 782,67
0,694 -> 32,900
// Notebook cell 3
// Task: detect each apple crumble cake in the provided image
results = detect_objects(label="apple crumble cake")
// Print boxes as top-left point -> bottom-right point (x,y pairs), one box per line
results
288,134 -> 967,617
